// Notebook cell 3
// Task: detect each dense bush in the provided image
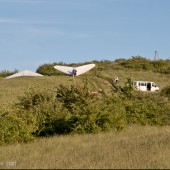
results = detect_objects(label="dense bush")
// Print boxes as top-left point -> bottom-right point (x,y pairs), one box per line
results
120,56 -> 152,70
0,87 -> 60,144
16,87 -> 68,137
56,83 -> 93,111
125,94 -> 169,125
120,56 -> 170,74
0,79 -> 170,145
56,83 -> 115,133
0,105 -> 35,144
36,63 -> 65,76
152,60 -> 170,74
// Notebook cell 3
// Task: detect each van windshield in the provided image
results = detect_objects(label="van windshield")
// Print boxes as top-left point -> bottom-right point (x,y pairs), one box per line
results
152,83 -> 156,87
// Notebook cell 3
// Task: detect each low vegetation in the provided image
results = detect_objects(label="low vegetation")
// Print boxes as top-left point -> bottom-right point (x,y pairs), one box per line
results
0,69 -> 18,78
0,57 -> 170,168
0,77 -> 170,145
161,85 -> 170,98
1,56 -> 169,77
118,56 -> 170,74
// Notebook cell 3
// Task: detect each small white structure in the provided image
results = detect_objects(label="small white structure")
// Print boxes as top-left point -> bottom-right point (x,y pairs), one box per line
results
132,81 -> 159,91
5,70 -> 43,79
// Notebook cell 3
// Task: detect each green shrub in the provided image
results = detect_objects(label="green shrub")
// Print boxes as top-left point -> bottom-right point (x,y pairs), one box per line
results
56,82 -> 126,133
119,78 -> 134,98
124,93 -> 170,125
151,59 -> 170,74
56,81 -> 95,111
36,63 -> 64,76
99,96 -> 128,130
56,83 -> 129,133
0,106 -> 35,145
0,78 -> 170,145
161,85 -> 170,98
120,56 -> 152,70
56,84 -> 104,133
120,57 -> 170,74
17,87 -> 54,109
16,87 -> 69,137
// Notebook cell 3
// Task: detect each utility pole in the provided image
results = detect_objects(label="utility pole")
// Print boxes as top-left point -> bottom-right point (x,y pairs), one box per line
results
154,51 -> 158,60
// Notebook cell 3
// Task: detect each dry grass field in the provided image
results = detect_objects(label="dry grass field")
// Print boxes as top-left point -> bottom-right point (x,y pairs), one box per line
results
0,126 -> 170,169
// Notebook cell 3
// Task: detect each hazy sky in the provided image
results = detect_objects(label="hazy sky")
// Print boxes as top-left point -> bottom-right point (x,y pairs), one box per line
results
0,0 -> 170,71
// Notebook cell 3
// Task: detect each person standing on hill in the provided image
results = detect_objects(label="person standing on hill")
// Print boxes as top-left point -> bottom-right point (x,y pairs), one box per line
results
72,68 -> 77,76
113,76 -> 119,84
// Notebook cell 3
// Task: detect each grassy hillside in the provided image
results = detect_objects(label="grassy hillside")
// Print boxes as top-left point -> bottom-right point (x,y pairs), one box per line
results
0,126 -> 170,169
0,60 -> 170,104
0,59 -> 170,169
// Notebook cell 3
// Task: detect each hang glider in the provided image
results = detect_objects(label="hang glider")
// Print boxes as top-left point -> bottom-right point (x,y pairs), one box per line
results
5,70 -> 43,79
54,63 -> 95,76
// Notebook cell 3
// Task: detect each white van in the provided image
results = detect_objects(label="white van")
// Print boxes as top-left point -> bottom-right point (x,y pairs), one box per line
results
132,81 -> 159,91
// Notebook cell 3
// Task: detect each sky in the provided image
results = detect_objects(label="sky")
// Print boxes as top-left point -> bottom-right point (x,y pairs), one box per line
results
0,0 -> 170,71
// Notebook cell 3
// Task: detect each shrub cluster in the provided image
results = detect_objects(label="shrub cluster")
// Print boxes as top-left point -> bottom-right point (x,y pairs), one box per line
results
120,56 -> 152,70
120,56 -> 170,74
36,63 -> 65,76
0,80 -> 170,145
0,105 -> 35,144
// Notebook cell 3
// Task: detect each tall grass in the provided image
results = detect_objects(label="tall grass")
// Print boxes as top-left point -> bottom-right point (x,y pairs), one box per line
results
0,126 -> 170,169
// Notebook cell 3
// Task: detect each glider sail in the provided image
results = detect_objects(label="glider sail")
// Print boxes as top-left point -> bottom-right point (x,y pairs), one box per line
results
5,70 -> 43,79
54,63 -> 95,76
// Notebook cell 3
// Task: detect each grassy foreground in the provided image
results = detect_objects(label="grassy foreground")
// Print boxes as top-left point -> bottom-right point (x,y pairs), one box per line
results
0,125 -> 170,169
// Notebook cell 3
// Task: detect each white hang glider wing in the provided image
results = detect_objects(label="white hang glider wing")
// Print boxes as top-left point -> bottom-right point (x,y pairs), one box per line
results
75,64 -> 95,76
54,63 -> 95,76
5,70 -> 43,79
